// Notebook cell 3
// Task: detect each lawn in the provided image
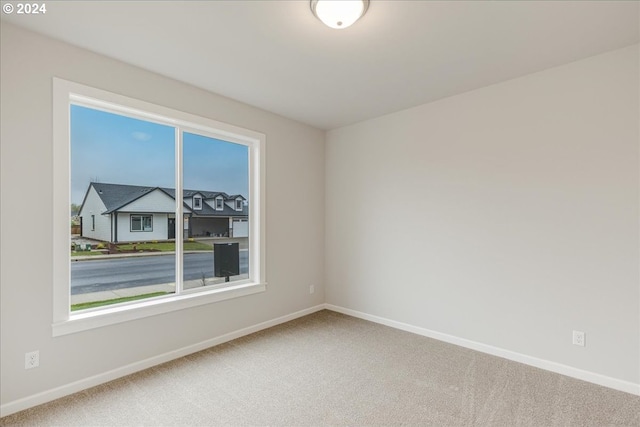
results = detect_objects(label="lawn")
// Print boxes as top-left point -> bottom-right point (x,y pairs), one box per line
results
115,241 -> 212,252
71,292 -> 170,311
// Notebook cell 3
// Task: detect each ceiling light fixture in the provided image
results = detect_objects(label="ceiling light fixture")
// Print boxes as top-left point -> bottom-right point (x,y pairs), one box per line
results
310,0 -> 369,30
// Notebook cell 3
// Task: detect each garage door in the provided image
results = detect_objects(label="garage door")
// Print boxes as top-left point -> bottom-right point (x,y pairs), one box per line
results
232,219 -> 248,237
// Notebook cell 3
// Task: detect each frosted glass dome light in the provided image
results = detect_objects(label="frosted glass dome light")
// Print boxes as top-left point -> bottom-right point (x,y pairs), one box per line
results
310,0 -> 369,30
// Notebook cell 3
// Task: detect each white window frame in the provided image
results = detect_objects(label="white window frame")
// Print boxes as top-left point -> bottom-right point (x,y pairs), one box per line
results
235,199 -> 243,211
52,78 -> 266,337
193,195 -> 202,210
130,214 -> 153,232
91,214 -> 95,231
215,197 -> 224,211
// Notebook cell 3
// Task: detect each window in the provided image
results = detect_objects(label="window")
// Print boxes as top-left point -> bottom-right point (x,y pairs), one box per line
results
53,78 -> 266,336
130,215 -> 153,232
236,199 -> 243,211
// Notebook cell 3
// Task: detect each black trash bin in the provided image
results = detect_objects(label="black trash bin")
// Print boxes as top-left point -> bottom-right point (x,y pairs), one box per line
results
214,243 -> 239,281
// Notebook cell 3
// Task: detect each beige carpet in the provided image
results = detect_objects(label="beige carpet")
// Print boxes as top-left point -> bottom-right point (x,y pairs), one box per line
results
1,310 -> 638,426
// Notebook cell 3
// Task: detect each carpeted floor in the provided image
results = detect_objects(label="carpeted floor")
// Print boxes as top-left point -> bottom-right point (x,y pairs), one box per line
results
1,310 -> 638,426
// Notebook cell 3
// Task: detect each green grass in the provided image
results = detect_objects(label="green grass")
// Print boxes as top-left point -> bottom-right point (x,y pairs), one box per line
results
71,291 -> 170,311
70,241 -> 211,256
116,241 -> 212,252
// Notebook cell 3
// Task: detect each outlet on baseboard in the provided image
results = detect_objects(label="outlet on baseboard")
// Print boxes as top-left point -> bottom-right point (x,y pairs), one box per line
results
25,350 -> 39,369
572,330 -> 585,347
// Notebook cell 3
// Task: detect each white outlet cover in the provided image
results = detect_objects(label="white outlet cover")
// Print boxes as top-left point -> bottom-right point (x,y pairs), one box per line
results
572,331 -> 585,347
25,350 -> 40,369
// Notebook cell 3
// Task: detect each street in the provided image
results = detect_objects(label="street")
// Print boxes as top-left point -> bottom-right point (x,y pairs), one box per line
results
71,252 -> 249,295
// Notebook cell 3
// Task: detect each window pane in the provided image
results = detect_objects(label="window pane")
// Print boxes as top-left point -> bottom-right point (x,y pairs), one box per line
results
131,216 -> 142,231
70,105 -> 176,311
182,132 -> 249,290
143,216 -> 153,231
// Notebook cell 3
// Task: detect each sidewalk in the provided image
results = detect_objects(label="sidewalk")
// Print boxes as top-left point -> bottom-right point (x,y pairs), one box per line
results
71,282 -> 175,305
70,274 -> 250,305
71,248 -> 248,262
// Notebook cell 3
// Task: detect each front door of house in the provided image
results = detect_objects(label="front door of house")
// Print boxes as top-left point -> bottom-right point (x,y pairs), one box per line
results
168,218 -> 176,239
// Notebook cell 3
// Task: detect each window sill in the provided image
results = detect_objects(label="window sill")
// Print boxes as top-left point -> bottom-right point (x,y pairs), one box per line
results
52,282 -> 267,337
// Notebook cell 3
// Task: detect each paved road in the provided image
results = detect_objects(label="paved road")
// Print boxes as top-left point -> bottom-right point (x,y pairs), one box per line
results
71,252 -> 249,295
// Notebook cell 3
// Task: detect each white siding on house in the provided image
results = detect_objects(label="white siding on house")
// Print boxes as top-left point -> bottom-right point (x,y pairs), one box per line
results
224,199 -> 244,211
79,186 -> 111,242
116,212 -> 169,242
120,189 -> 175,213
185,195 -> 196,210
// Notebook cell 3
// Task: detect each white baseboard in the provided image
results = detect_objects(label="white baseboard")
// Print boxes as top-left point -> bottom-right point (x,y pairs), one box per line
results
0,304 -> 326,418
3,303 -> 637,418
324,304 -> 640,396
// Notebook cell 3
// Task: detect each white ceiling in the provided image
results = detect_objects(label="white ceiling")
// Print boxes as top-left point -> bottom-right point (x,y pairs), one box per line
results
2,1 -> 638,130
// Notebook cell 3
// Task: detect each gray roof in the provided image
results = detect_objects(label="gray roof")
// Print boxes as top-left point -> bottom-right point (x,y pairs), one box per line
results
82,182 -> 248,217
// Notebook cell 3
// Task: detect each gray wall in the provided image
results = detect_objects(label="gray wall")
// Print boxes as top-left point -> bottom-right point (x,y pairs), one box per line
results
2,21 -> 638,412
325,45 -> 639,385
0,23 -> 325,406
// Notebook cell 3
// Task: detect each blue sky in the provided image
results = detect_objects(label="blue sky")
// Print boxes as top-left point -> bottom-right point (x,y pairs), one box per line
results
70,105 -> 249,206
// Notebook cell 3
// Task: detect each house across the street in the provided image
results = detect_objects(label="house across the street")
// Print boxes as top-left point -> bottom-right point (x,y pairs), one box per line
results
77,182 -> 248,242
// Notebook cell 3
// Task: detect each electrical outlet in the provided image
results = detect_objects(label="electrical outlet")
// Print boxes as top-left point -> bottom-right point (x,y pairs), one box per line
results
25,350 -> 39,369
309,285 -> 315,294
572,330 -> 585,347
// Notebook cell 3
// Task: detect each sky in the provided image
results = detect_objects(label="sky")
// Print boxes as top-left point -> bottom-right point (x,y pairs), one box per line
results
70,105 -> 249,206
